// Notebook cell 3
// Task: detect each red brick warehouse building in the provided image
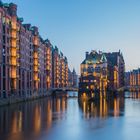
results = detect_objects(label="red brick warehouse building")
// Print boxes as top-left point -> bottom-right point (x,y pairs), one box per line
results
0,1 -> 69,98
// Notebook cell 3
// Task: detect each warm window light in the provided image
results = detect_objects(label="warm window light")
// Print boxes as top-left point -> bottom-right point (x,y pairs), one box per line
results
11,40 -> 16,47
34,75 -> 38,81
34,60 -> 38,65
10,69 -> 17,78
11,48 -> 16,56
11,30 -> 16,38
34,66 -> 38,72
11,21 -> 16,29
10,58 -> 17,66
92,93 -> 95,97
34,52 -> 38,58
34,36 -> 38,46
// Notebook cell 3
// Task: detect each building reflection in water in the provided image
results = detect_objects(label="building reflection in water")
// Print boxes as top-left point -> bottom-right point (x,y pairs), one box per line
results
10,111 -> 22,134
79,95 -> 125,119
46,99 -> 52,132
33,104 -> 41,134
0,97 -> 67,140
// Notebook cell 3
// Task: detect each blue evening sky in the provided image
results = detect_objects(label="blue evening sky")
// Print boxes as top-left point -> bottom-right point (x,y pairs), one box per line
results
4,0 -> 140,74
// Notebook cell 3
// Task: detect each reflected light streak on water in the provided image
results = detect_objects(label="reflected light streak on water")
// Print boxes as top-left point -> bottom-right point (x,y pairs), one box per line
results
0,92 -> 140,140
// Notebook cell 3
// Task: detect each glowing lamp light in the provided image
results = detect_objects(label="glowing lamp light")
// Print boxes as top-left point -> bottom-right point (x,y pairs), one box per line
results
83,93 -> 87,98
92,93 -> 95,97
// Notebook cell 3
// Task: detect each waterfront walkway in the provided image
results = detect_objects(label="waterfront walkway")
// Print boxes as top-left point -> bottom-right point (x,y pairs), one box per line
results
0,91 -> 52,106
0,88 -> 78,106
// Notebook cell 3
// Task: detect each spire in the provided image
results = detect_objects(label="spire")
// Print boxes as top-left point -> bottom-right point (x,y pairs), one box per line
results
73,68 -> 76,74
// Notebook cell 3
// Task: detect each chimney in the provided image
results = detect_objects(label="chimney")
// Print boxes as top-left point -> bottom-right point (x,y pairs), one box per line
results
86,52 -> 88,59
31,26 -> 39,35
9,3 -> 17,16
23,24 -> 31,30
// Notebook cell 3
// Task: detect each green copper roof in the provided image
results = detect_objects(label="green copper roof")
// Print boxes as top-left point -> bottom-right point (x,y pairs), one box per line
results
2,3 -> 9,8
82,50 -> 107,64
18,17 -> 24,22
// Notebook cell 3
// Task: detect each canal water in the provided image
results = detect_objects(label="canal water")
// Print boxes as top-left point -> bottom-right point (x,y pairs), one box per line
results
0,92 -> 140,140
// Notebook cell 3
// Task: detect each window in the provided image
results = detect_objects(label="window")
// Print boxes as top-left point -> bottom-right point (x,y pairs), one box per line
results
3,65 -> 5,77
3,36 -> 5,44
3,78 -> 5,90
95,67 -> 100,73
2,17 -> 5,24
87,66 -> 94,73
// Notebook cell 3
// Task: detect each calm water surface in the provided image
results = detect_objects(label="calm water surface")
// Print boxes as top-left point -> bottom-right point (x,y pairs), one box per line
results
0,92 -> 140,140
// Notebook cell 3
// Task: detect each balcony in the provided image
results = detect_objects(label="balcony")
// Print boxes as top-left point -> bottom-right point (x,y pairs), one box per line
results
33,52 -> 38,58
34,74 -> 39,81
34,66 -> 38,72
11,20 -> 17,30
10,58 -> 17,66
34,60 -> 38,66
33,36 -> 38,46
11,40 -> 16,47
46,66 -> 50,70
10,69 -> 17,78
10,48 -> 16,57
11,30 -> 16,38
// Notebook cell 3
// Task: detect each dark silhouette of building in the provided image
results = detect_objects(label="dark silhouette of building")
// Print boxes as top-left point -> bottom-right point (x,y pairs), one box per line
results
105,50 -> 125,90
68,68 -> 78,88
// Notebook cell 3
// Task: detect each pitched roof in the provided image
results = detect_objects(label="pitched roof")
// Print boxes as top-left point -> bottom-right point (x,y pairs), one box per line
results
81,50 -> 107,64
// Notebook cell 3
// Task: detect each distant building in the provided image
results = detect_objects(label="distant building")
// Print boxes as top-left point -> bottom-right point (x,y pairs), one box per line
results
68,68 -> 78,88
59,52 -> 68,88
64,57 -> 68,87
68,69 -> 73,87
72,69 -> 78,88
45,39 -> 52,90
125,69 -> 140,87
105,50 -> 125,90
52,46 -> 68,89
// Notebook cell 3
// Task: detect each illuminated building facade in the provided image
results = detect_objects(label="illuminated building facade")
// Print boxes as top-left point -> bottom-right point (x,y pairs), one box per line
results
32,26 -> 39,93
0,2 -> 19,98
0,1 -> 69,99
64,57 -> 68,87
60,52 -> 65,88
79,50 -> 125,99
59,54 -> 68,88
52,47 -> 68,88
125,69 -> 140,87
45,39 -> 52,90
52,46 -> 60,88
38,37 -> 46,94
79,50 -> 108,99
19,24 -> 33,97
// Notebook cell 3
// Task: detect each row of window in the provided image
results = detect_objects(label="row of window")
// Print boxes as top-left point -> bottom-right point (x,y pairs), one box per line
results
82,67 -> 107,73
